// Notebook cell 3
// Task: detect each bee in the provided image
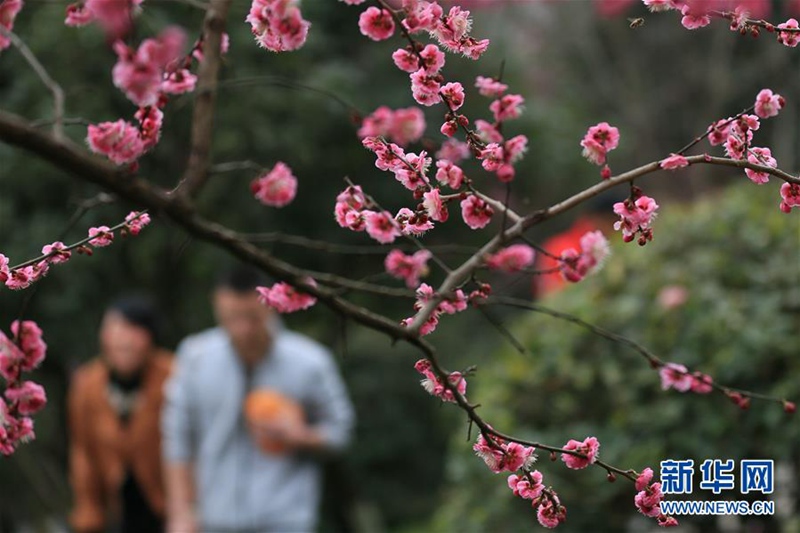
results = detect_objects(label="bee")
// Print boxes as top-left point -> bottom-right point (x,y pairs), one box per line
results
628,17 -> 645,29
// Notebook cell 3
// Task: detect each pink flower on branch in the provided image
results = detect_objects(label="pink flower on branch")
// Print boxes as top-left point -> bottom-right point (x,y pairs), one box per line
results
358,106 -> 426,147
256,278 -> 317,313
537,494 -> 567,529
754,89 -> 784,119
247,0 -> 310,52
124,211 -> 151,236
560,436 -> 600,470
41,242 -> 71,264
484,244 -> 535,273
251,162 -> 298,207
779,182 -> 800,213
744,147 -> 776,184
508,471 -> 544,500
358,6 -> 395,41
86,120 -> 145,165
559,230 -> 611,283
384,249 -> 431,288
580,122 -> 620,166
659,362 -> 693,392
4,381 -> 46,416
777,18 -> 800,47
680,4 -> 711,30
659,153 -> 689,170
0,0 -> 23,52
88,226 -> 114,247
365,210 -> 401,244
414,359 -> 466,403
613,190 -> 659,245
473,433 -> 536,473
111,27 -> 188,107
460,194 -> 493,230
475,75 -> 507,98
10,320 -> 46,373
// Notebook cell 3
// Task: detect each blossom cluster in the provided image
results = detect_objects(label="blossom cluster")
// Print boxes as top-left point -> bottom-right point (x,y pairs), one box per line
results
634,467 -> 678,527
706,89 -> 792,211
64,0 -> 144,38
0,0 -> 23,52
558,230 -> 610,283
1,212 -> 150,292
659,362 -> 714,394
384,249 -> 432,288
613,187 -> 659,245
580,122 -> 620,175
413,359 -> 466,403
247,0 -> 310,52
472,77 -> 528,182
400,283 -> 469,336
0,321 -> 48,455
256,278 -> 318,313
82,24 -> 228,167
357,106 -> 426,147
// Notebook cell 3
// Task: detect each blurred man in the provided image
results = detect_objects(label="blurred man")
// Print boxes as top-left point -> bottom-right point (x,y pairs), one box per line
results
162,267 -> 354,533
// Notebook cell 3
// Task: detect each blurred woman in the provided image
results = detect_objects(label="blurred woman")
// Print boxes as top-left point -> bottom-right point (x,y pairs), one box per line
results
68,296 -> 173,533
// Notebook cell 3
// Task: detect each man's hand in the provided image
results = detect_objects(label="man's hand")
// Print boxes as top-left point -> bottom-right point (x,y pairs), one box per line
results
166,508 -> 197,533
248,413 -> 325,452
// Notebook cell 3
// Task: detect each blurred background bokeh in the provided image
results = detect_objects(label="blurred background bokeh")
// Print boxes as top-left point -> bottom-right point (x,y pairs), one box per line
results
1,0 -> 799,531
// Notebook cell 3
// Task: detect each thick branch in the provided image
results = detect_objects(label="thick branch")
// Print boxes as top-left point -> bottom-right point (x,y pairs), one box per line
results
176,0 -> 232,198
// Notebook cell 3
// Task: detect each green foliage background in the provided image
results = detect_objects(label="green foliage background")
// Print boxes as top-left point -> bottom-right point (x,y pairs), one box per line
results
432,184 -> 800,532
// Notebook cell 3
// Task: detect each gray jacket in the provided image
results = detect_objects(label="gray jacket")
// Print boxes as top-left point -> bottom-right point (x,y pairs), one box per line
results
162,325 -> 354,532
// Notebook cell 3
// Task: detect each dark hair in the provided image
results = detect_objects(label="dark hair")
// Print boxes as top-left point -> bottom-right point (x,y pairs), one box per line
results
214,264 -> 269,294
107,294 -> 164,345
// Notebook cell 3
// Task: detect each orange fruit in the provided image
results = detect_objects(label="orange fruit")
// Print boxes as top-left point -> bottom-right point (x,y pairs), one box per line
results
243,390 -> 304,454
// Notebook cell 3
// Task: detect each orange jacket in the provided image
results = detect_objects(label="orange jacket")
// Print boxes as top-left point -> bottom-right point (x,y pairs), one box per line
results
68,351 -> 173,533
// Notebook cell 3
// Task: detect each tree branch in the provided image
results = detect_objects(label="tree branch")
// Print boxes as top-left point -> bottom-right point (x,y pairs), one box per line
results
175,0 -> 232,198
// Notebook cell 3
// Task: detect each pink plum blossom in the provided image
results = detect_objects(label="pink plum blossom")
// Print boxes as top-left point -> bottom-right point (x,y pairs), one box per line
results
561,436 -> 600,469
485,244 -> 535,273
365,211 -> 401,244
435,159 -> 465,189
507,471 -> 544,500
744,147 -> 776,184
42,242 -> 71,264
422,188 -> 449,222
613,193 -> 659,245
4,381 -> 46,415
124,211 -> 151,236
489,94 -> 524,122
475,75 -> 507,98
88,226 -> 114,247
358,6 -> 395,41
460,195 -> 493,230
779,183 -> 800,213
251,162 -> 298,207
659,153 -> 689,170
777,18 -> 800,47
384,249 -> 431,288
659,362 -> 693,392
680,4 -> 711,29
256,278 -> 317,313
247,0 -> 310,52
581,122 -> 620,166
86,120 -> 144,165
635,482 -> 664,517
537,495 -> 567,529
754,89 -> 784,119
